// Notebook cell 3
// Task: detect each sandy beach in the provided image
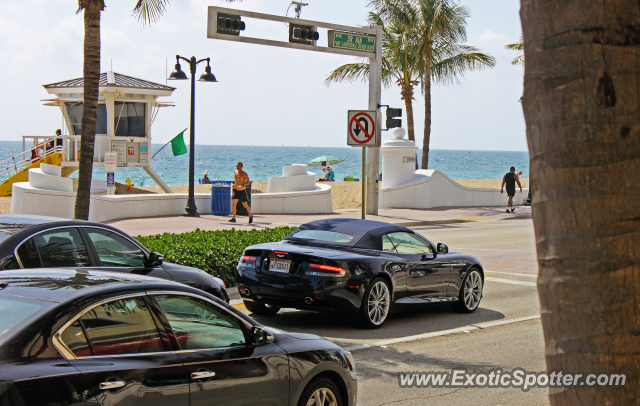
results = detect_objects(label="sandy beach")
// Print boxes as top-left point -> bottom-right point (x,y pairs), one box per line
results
0,178 -> 528,215
138,178 -> 529,211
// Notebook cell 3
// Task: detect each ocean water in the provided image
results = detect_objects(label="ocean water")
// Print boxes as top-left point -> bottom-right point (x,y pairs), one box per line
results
0,141 -> 529,187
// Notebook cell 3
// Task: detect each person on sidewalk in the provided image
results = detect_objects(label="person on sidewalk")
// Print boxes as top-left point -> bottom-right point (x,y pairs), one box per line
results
229,162 -> 253,224
501,166 -> 522,213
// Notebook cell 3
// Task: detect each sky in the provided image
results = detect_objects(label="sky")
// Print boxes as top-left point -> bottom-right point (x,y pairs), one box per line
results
0,0 -> 525,151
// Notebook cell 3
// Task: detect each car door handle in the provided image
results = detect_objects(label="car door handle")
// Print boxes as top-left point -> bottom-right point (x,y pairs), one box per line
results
99,381 -> 126,390
192,371 -> 216,380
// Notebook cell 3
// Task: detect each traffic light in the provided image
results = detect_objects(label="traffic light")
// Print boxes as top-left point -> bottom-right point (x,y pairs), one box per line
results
386,107 -> 402,129
217,13 -> 246,36
289,24 -> 319,45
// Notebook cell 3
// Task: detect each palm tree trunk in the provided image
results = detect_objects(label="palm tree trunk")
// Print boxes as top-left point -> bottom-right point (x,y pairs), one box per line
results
521,0 -> 640,404
74,1 -> 103,220
421,54 -> 432,170
400,83 -> 418,170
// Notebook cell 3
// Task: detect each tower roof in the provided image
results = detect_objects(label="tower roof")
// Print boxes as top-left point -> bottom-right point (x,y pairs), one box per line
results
44,72 -> 175,91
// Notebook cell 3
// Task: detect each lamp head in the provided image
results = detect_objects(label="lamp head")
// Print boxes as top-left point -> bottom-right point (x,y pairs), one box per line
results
168,63 -> 188,80
198,64 -> 218,83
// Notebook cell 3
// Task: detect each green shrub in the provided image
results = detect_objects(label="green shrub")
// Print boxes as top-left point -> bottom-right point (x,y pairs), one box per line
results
135,227 -> 297,287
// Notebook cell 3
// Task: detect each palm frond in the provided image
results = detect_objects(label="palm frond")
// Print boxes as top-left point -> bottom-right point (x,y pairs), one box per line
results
132,0 -> 170,27
431,47 -> 496,85
506,34 -> 524,65
511,55 -> 525,66
325,63 -> 371,86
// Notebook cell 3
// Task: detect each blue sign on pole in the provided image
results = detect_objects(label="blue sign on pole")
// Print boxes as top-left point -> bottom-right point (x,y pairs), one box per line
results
107,172 -> 115,195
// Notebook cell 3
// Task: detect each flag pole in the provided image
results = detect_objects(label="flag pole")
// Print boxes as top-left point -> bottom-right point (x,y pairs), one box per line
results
151,128 -> 188,160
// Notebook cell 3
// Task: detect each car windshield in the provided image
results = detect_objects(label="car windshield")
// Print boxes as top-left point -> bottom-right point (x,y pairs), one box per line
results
290,230 -> 354,243
0,295 -> 48,341
0,231 -> 13,244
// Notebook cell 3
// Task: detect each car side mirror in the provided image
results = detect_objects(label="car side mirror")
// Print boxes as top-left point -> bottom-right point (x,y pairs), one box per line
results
252,327 -> 274,345
437,243 -> 448,254
145,252 -> 164,268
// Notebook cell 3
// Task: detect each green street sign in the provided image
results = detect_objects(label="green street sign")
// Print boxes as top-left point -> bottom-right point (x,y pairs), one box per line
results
328,30 -> 376,53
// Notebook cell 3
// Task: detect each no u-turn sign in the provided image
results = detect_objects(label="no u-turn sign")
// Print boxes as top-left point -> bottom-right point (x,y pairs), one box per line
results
347,110 -> 381,147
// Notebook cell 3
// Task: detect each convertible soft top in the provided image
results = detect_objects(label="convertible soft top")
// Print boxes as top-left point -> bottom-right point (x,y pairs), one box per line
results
284,219 -> 414,250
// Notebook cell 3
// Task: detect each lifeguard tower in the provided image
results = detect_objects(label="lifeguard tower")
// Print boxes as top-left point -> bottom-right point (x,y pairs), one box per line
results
0,71 -> 175,195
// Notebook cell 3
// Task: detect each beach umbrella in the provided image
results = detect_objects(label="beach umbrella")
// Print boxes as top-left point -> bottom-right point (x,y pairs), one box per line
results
308,155 -> 344,167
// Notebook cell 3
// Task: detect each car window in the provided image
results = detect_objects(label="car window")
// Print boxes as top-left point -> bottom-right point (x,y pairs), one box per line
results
65,297 -> 164,357
16,238 -> 40,268
386,232 -> 433,255
290,230 -> 354,243
0,295 -> 47,341
60,321 -> 92,357
22,228 -> 91,268
382,235 -> 396,252
84,228 -> 145,267
154,295 -> 246,350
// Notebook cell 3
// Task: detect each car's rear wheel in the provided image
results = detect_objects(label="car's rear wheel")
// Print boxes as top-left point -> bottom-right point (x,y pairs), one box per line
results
297,376 -> 343,406
451,268 -> 483,313
358,277 -> 391,328
243,300 -> 281,315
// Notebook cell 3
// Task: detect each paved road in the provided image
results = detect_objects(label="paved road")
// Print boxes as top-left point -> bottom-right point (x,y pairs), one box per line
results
233,218 -> 547,405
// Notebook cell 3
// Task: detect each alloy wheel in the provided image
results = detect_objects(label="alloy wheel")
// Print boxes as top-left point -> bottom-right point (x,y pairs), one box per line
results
463,270 -> 483,310
367,280 -> 390,326
305,388 -> 338,406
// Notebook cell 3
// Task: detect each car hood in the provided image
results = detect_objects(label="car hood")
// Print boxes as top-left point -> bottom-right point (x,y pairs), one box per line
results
161,262 -> 224,286
268,327 -> 325,341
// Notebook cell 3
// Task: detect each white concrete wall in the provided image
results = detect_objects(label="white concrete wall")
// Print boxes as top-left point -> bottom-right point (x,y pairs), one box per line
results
11,182 -> 212,222
267,164 -> 317,193
379,170 -> 529,209
251,183 -> 332,214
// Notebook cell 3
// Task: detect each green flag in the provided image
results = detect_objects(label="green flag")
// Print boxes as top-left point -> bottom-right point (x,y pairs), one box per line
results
171,130 -> 188,156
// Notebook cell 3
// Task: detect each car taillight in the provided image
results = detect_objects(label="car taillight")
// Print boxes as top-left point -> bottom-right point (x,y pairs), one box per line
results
308,263 -> 346,277
310,264 -> 343,272
240,256 -> 257,268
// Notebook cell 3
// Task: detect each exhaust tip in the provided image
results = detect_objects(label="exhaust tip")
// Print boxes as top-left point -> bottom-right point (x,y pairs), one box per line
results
240,287 -> 251,296
304,297 -> 314,305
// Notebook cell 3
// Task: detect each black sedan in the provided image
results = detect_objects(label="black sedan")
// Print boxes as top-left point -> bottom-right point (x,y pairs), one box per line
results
0,214 -> 229,302
236,219 -> 485,328
0,269 -> 357,406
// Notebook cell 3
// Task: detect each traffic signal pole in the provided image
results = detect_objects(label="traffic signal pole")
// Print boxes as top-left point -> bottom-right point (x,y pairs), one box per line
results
365,25 -> 383,217
206,7 -> 383,218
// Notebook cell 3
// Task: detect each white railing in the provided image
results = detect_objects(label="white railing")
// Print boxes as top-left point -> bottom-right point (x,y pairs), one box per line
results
22,135 -> 81,164
0,139 -> 63,180
21,135 -> 143,165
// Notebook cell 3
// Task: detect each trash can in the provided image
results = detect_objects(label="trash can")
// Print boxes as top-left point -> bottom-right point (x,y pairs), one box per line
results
236,183 -> 252,216
210,181 -> 233,215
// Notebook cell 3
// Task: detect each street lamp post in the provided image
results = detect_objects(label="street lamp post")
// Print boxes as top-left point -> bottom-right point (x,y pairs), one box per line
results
168,55 -> 218,217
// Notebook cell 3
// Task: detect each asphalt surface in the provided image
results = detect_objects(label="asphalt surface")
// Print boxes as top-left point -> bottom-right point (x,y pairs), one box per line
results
234,218 -> 546,405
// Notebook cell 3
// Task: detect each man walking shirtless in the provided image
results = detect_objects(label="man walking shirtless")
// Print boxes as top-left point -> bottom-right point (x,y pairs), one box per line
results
229,162 -> 253,223
501,166 -> 522,213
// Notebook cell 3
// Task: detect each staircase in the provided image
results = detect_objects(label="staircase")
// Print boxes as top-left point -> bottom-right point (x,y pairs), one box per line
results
0,139 -> 63,197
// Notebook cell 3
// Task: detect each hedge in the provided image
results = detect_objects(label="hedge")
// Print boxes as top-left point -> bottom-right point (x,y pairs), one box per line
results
135,227 -> 297,286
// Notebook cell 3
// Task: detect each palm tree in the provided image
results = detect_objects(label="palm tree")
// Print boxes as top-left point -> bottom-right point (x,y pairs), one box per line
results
521,1 -> 640,405
371,0 -> 495,170
74,0 -> 239,220
505,34 -> 524,65
325,12 -> 422,150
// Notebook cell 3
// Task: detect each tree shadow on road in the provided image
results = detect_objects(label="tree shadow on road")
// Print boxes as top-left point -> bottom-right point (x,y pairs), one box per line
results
249,303 -> 506,346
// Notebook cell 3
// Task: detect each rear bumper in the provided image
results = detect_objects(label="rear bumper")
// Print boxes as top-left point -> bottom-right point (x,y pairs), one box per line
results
236,267 -> 363,315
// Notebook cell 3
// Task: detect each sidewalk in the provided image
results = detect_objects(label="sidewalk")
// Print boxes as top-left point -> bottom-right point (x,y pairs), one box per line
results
105,206 -> 532,237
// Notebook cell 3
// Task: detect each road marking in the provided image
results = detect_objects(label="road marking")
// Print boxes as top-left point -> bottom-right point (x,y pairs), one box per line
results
343,315 -> 541,351
233,304 -> 246,310
459,217 -> 490,221
485,277 -> 537,287
485,270 -> 537,278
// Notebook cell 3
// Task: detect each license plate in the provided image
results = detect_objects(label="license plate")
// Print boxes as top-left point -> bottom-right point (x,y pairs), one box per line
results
269,259 -> 291,273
